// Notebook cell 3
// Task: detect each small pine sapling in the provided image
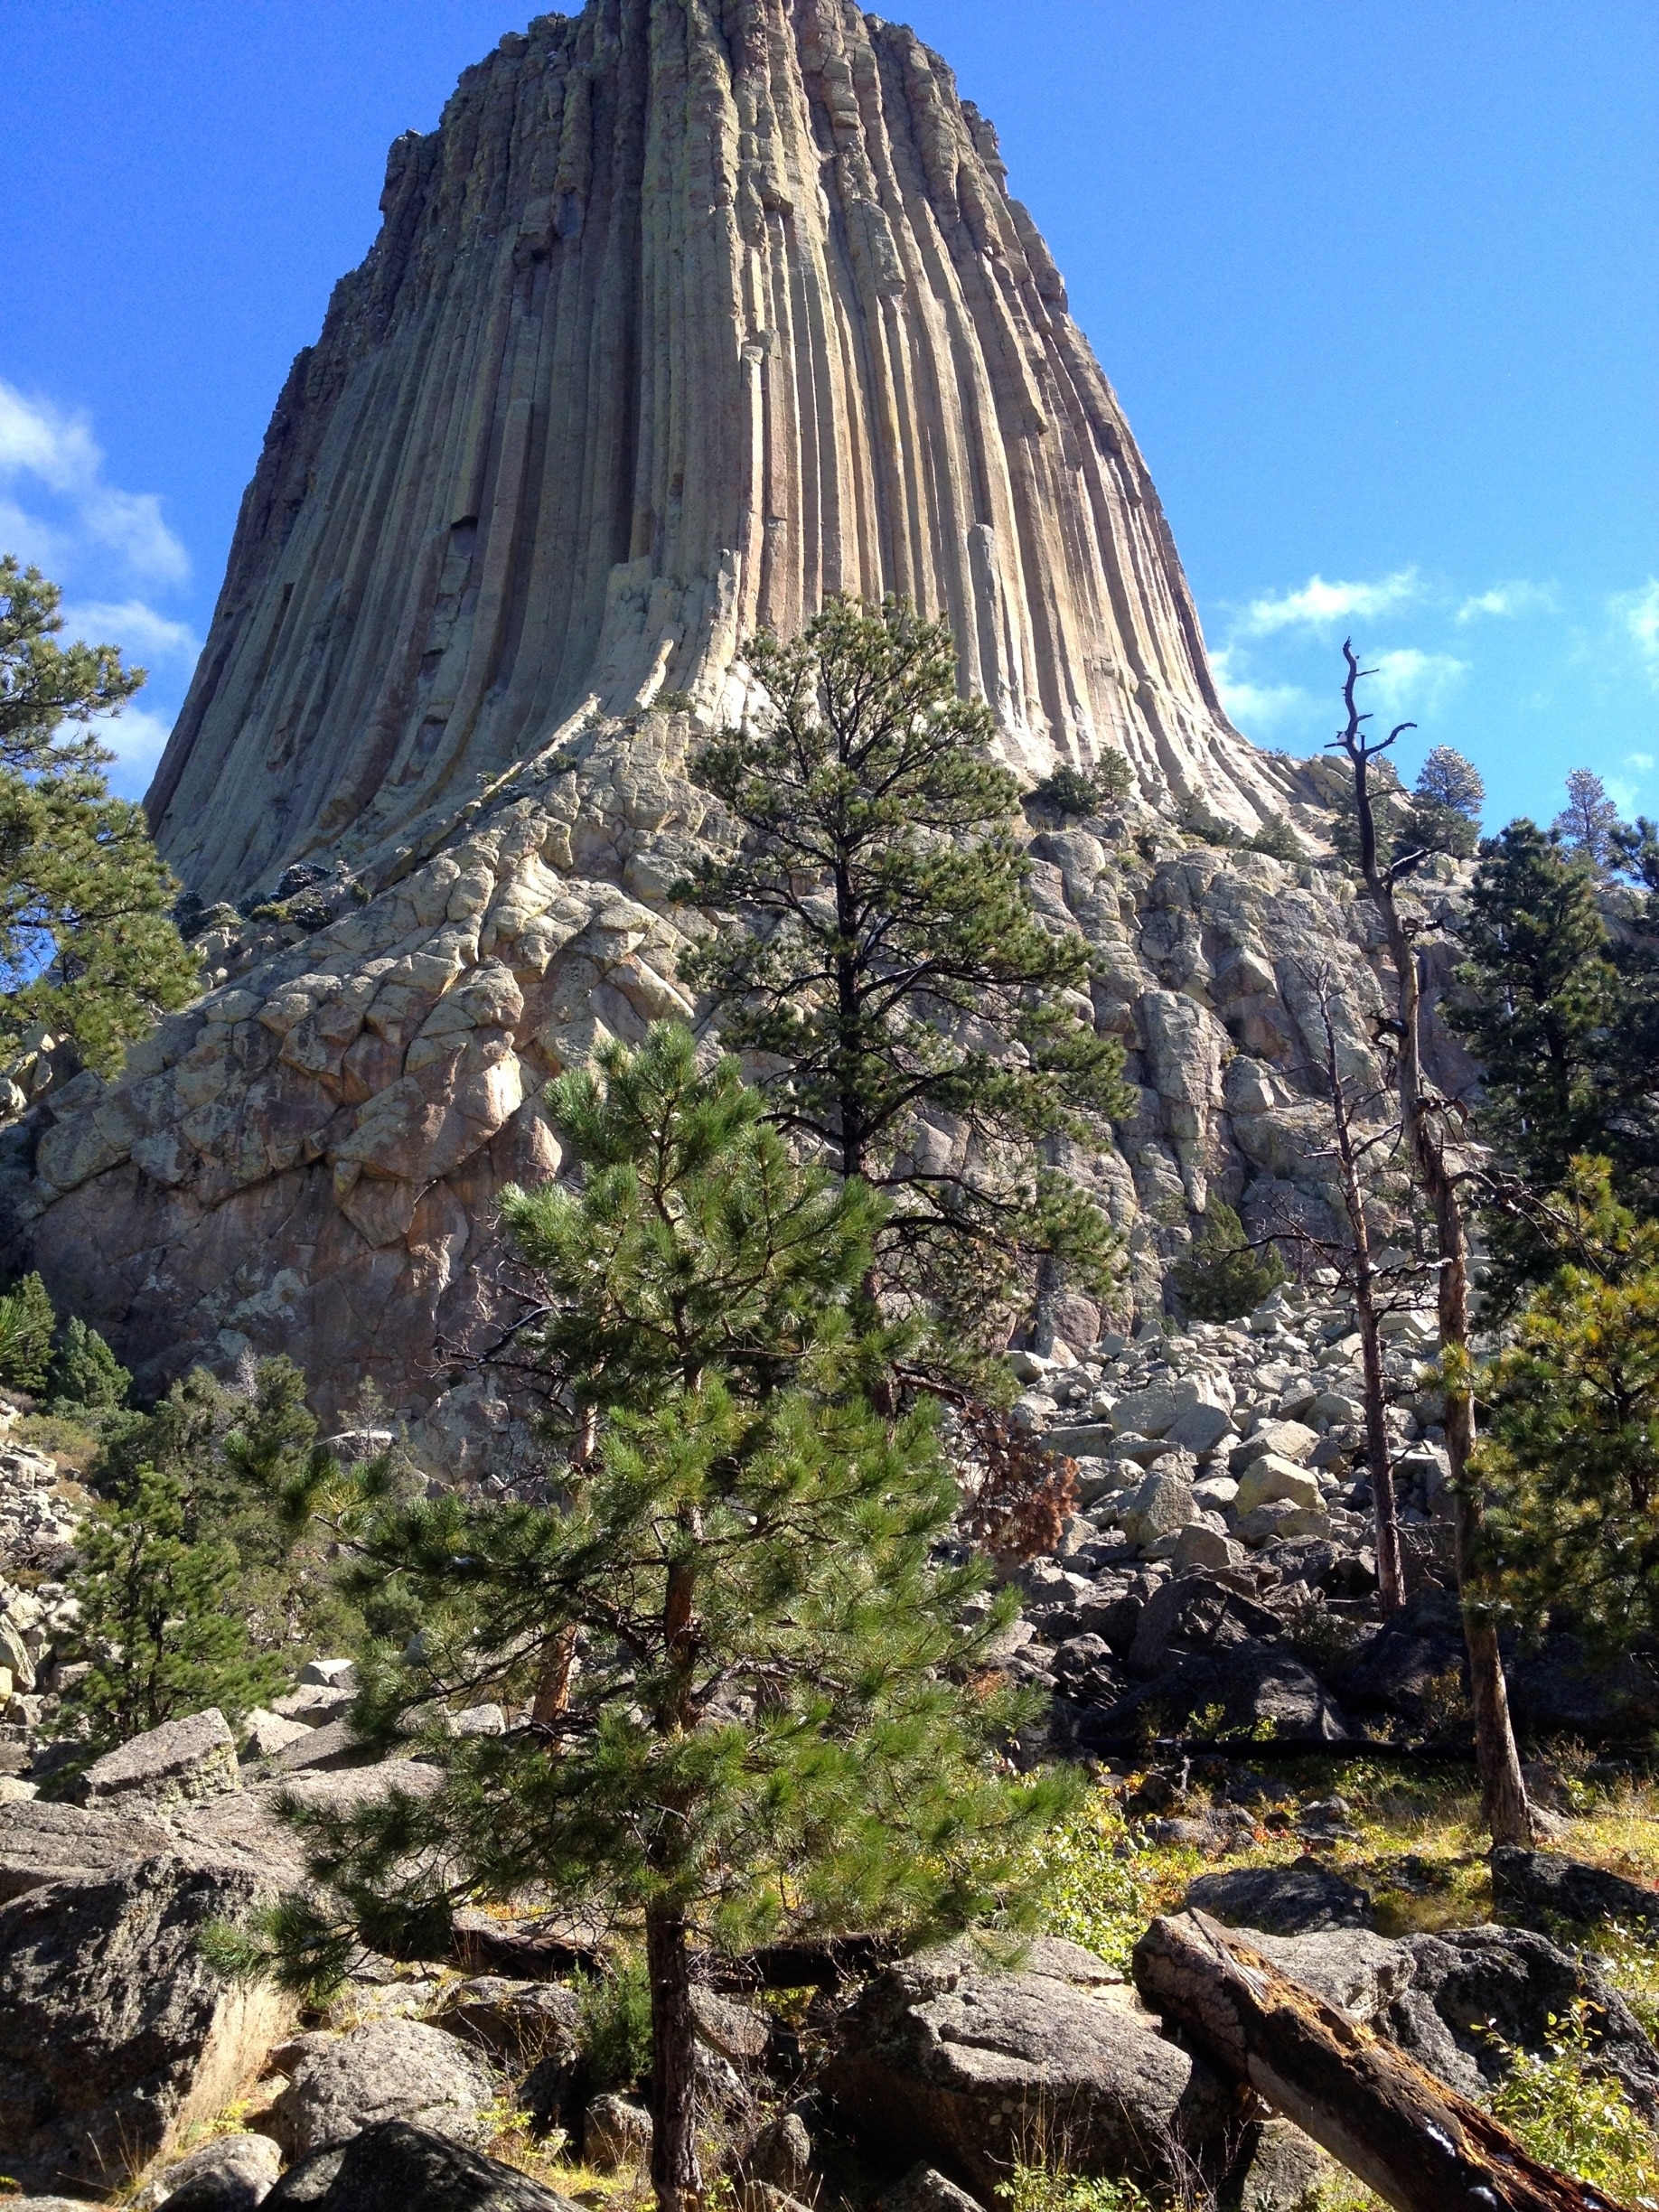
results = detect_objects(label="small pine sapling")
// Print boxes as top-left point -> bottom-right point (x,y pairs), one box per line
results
63,1459 -> 280,1743
1169,1201 -> 1286,1322
47,1316 -> 131,1412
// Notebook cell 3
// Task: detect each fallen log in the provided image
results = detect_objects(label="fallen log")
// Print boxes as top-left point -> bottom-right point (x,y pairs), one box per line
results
1133,1908 -> 1636,2212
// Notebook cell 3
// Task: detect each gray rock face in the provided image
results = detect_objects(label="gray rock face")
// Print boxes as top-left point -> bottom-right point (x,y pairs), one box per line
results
136,2131 -> 282,2211
583,2092 -> 654,2172
0,4 -> 1414,1459
0,1853 -> 293,2196
826,1935 -> 1231,2196
271,2020 -> 501,2160
81,1707 -> 241,1808
880,2166 -> 989,2212
264,2122 -> 581,2212
1184,1864 -> 1374,1936
1387,1925 -> 1659,2121
436,1976 -> 582,2065
1491,1846 -> 1659,1931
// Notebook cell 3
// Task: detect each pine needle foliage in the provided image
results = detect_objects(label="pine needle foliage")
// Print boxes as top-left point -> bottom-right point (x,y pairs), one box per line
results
63,1459 -> 280,1743
88,1357 -> 357,1660
1169,1201 -> 1286,1322
1477,1159 -> 1659,1655
46,1315 -> 130,1412
675,595 -> 1129,1384
250,1026 -> 1077,2212
0,1270 -> 56,1392
0,557 -> 199,1073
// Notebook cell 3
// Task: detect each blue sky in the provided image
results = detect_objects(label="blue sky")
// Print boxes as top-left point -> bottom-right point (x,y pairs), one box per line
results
1,2 -> 1654,828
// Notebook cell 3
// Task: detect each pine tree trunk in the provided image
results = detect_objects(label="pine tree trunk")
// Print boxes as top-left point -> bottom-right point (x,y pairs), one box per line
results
646,1898 -> 702,2212
1340,668 -> 1532,1844
1354,1262 -> 1408,1614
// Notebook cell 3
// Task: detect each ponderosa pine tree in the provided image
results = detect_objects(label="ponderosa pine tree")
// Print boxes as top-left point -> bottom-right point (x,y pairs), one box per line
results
1477,1159 -> 1659,1655
0,557 -> 199,1073
1169,1200 -> 1286,1323
1552,767 -> 1625,873
1450,820 -> 1622,1299
0,1270 -> 57,1393
253,1026 -> 1073,2212
1400,744 -> 1486,860
676,596 -> 1130,1384
64,1460 -> 278,1743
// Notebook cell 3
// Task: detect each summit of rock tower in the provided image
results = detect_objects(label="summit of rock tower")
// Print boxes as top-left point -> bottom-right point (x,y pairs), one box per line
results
145,0 -> 1297,906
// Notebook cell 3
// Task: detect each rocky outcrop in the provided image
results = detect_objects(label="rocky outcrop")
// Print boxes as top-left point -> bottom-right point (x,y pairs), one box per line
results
270,2020 -> 501,2162
0,1851 -> 295,2197
264,2122 -> 581,2212
825,1934 -> 1232,2195
147,0 -> 1294,908
0,5 -> 1475,1455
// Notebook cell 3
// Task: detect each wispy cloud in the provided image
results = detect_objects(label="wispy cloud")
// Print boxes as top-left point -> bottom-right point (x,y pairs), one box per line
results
1366,648 -> 1468,717
91,705 -> 175,790
0,380 -> 189,588
1211,649 -> 1309,733
1237,567 -> 1420,637
1456,580 -> 1558,623
61,598 -> 201,669
1618,580 -> 1659,689
1627,752 -> 1654,774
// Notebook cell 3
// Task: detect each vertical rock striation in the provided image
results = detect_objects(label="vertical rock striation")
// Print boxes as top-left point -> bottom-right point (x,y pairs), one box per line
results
149,0 -> 1292,904
1,3 -> 1439,1463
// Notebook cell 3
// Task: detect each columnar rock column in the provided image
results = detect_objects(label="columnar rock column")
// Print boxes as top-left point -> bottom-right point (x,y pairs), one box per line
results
148,0 -> 1292,904
1,2 -> 1413,1464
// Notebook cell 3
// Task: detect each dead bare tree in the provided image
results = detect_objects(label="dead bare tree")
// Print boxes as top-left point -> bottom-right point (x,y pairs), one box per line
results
1276,959 -> 1421,1613
1329,640 -> 1532,1845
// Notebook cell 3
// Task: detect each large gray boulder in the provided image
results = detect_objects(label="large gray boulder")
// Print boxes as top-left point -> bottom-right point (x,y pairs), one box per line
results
1492,1846 -> 1659,1932
81,1708 -> 241,1809
1388,1924 -> 1659,2120
271,2020 -> 501,2160
0,1852 -> 293,2196
825,1935 -> 1232,2196
0,1794 -> 176,1902
1082,1646 -> 1348,1748
1183,1863 -> 1374,1936
135,2130 -> 282,2210
263,2122 -> 583,2211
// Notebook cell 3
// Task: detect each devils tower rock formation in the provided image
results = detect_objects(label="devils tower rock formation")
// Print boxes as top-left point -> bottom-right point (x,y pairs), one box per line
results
0,2 -> 1411,1466
148,0 -> 1295,897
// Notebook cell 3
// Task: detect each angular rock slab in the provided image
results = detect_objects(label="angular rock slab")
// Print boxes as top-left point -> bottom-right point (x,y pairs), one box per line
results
264,2121 -> 583,2211
270,2019 -> 501,2160
826,1935 -> 1233,2196
81,1706 -> 241,1809
0,1853 -> 294,2197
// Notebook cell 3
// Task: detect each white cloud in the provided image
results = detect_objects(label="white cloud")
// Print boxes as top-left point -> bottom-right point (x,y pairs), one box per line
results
1627,752 -> 1654,774
0,380 -> 189,588
1608,778 -> 1639,813
1619,579 -> 1659,688
91,705 -> 174,782
1238,567 -> 1419,636
1456,580 -> 1557,623
1366,649 -> 1468,717
1216,677 -> 1309,732
61,598 -> 201,668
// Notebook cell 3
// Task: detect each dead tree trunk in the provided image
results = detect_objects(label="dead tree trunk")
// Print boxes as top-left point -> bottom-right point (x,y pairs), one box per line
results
1331,641 -> 1532,1844
1134,1910 -> 1636,2212
1299,960 -> 1408,1613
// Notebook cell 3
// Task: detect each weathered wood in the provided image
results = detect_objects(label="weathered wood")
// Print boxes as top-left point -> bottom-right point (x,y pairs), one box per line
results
1133,1909 -> 1636,2212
